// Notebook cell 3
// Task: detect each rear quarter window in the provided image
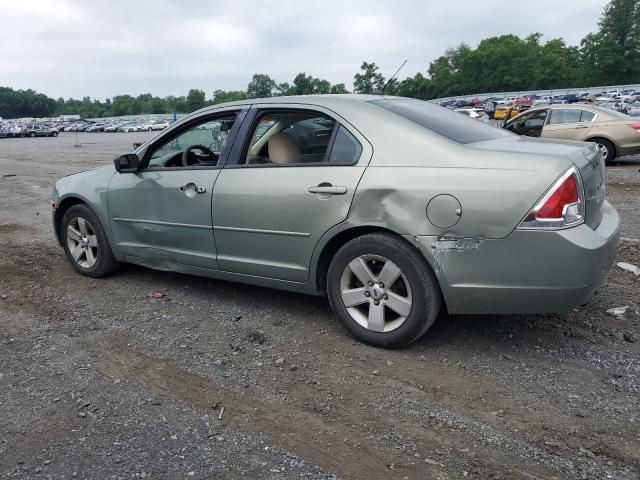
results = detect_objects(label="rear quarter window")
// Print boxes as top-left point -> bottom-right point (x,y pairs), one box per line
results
370,98 -> 512,144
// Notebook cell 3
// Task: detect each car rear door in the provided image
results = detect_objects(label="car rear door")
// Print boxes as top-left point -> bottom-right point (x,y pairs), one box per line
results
211,104 -> 372,282
543,109 -> 594,140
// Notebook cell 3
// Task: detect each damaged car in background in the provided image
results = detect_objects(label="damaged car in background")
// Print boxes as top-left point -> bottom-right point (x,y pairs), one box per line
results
52,95 -> 620,348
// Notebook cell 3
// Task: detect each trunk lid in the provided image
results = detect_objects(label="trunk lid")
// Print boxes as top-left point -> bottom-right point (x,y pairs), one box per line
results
469,136 -> 606,229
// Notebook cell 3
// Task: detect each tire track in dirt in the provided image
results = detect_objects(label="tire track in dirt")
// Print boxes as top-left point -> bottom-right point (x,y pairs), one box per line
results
93,338 -> 419,480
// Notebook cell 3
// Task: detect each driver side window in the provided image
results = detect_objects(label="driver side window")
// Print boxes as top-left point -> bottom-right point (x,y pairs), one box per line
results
147,113 -> 238,169
506,110 -> 548,137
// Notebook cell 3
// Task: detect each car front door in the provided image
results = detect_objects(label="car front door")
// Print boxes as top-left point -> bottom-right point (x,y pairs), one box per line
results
542,109 -> 595,141
107,108 -> 245,270
211,105 -> 372,282
504,109 -> 548,137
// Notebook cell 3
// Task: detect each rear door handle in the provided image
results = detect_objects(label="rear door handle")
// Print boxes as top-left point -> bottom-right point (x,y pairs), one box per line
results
575,125 -> 590,129
308,185 -> 347,195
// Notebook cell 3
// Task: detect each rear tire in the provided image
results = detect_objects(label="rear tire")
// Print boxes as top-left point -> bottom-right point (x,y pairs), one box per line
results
590,138 -> 615,165
327,233 -> 441,348
61,204 -> 120,278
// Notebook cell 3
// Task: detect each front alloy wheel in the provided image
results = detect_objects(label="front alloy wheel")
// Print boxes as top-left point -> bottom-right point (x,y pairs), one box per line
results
66,217 -> 99,268
61,204 -> 120,277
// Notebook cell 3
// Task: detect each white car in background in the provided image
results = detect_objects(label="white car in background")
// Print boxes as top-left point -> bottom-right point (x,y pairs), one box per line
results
150,120 -> 170,130
122,124 -> 144,133
454,108 -> 490,122
534,95 -> 553,105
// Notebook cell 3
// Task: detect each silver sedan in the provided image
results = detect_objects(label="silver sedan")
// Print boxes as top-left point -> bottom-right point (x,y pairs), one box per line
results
52,95 -> 620,347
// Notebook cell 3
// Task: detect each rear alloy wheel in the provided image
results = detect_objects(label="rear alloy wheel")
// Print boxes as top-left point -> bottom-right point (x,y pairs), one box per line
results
591,138 -> 615,165
327,233 -> 441,348
62,204 -> 120,277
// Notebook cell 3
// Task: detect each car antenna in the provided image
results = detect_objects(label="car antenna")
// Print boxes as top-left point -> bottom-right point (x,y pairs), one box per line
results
380,59 -> 407,95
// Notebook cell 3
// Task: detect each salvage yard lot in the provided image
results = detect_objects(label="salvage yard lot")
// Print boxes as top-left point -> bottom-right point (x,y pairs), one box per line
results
1,133 -> 639,479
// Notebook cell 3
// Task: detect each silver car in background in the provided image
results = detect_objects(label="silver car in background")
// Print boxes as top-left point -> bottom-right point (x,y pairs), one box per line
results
52,95 -> 620,348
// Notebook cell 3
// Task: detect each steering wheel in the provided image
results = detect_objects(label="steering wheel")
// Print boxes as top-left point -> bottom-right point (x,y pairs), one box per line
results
181,144 -> 216,167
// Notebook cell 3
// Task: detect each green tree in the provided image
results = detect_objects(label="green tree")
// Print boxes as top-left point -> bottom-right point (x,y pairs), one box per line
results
186,88 -> 206,111
330,83 -> 349,94
353,62 -> 385,93
247,74 -> 277,98
581,0 -> 640,85
212,89 -> 248,104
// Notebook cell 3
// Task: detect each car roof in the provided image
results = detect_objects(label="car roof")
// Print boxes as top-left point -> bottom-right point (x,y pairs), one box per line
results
191,94 -> 389,113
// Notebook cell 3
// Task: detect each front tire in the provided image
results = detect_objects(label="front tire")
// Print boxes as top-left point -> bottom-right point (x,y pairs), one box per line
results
61,204 -> 120,278
327,233 -> 441,348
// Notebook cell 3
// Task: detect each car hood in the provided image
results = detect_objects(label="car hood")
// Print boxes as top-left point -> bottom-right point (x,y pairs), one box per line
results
62,164 -> 114,178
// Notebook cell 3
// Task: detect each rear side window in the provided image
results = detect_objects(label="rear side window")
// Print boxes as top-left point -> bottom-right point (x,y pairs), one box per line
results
370,98 -> 512,144
329,126 -> 362,165
549,109 -> 582,124
580,110 -> 596,122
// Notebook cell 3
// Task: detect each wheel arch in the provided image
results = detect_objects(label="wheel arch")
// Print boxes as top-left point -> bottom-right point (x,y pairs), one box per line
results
312,225 -> 446,308
53,196 -> 96,246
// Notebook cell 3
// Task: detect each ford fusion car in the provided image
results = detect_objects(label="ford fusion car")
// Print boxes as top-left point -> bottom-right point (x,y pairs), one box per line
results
52,95 -> 620,348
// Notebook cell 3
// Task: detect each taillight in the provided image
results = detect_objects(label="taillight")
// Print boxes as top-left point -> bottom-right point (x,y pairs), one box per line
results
628,124 -> 640,132
519,167 -> 584,229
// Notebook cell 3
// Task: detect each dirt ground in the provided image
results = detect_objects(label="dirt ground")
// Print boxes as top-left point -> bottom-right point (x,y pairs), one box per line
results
1,132 -> 639,480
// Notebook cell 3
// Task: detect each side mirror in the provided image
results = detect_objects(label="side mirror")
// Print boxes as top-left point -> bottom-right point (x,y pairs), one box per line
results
114,153 -> 140,173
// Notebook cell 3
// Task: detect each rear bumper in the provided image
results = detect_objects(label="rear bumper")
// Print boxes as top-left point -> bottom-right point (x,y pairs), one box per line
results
409,201 -> 620,314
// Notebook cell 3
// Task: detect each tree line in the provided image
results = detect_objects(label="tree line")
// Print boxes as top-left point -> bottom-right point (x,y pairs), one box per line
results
1,0 -> 637,119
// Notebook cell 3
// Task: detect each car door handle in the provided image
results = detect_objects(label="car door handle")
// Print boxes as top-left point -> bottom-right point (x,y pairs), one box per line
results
308,185 -> 347,195
575,125 -> 590,129
179,183 -> 206,197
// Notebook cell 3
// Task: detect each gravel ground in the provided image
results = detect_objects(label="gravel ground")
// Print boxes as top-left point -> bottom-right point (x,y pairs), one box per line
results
1,132 -> 639,480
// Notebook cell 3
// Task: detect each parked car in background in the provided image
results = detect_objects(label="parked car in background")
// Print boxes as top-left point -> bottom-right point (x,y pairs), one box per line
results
122,123 -> 142,133
503,104 -> 640,164
21,123 -> 59,137
51,95 -> 619,348
86,124 -> 107,133
454,108 -> 490,122
151,120 -> 170,130
494,105 -> 521,120
0,124 -> 13,138
535,95 -> 554,105
104,123 -> 125,132
561,94 -> 579,103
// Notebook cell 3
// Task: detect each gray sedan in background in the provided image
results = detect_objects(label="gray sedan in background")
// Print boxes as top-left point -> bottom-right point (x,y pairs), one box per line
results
52,95 -> 620,348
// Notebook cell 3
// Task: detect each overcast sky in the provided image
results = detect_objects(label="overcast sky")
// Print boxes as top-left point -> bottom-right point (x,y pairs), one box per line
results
1,0 -> 608,100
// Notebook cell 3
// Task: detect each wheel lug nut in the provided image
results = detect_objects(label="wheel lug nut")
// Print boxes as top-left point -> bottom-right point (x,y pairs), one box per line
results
383,294 -> 388,300
379,283 -> 384,288
364,291 -> 370,297
368,281 -> 373,286
373,300 -> 380,306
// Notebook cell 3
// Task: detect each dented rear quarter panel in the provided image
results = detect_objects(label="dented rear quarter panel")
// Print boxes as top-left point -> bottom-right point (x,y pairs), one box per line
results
347,115 -> 572,240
